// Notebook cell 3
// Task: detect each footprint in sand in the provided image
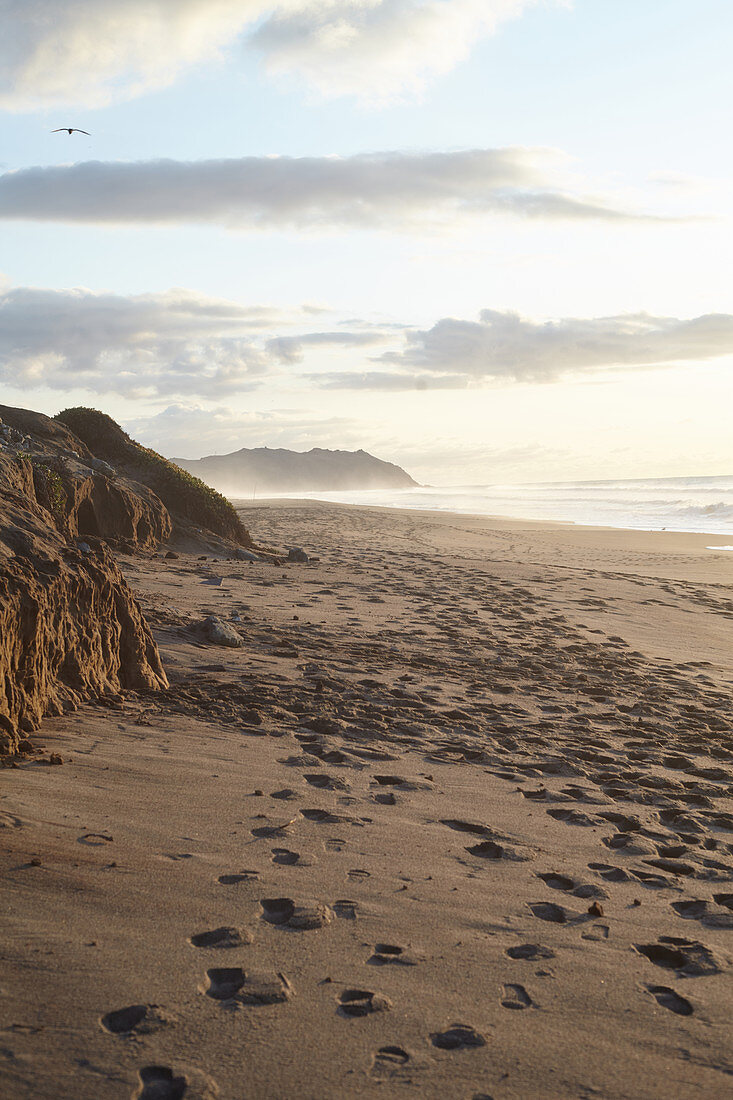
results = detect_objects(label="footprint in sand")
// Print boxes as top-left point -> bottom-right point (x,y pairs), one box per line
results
101,1004 -> 172,1035
440,819 -> 492,837
325,837 -> 347,852
536,873 -> 575,892
252,820 -> 295,838
368,943 -> 419,966
572,883 -> 609,900
465,839 -> 533,862
371,1046 -> 411,1078
588,862 -> 632,883
647,985 -> 693,1017
529,901 -> 580,924
301,808 -> 346,825
506,944 -> 555,961
203,967 -> 292,1005
217,871 -> 259,885
501,984 -> 533,1010
430,1023 -> 486,1050
628,868 -> 675,889
347,868 -> 371,880
271,848 -> 303,866
644,857 -> 696,877
582,924 -> 610,942
304,773 -> 350,791
338,989 -> 392,1017
634,937 -> 721,977
333,899 -> 358,920
260,897 -> 334,929
372,775 -> 432,791
190,927 -> 252,949
133,1066 -> 187,1100
546,808 -> 601,827
671,899 -> 733,929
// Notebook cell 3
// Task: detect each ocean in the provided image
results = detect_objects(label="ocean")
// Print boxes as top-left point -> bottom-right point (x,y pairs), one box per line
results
272,475 -> 733,542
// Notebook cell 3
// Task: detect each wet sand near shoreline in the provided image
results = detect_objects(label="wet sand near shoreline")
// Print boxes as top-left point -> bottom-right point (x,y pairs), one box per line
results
2,500 -> 732,1099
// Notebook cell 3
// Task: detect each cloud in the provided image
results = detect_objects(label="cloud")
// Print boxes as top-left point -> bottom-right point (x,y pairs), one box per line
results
0,284 -> 398,399
5,285 -> 731,405
267,330 -> 390,364
0,286 -> 297,398
0,0 -> 254,111
0,148 -> 657,230
0,0 -> 537,110
316,310 -> 733,387
252,0 -> 534,103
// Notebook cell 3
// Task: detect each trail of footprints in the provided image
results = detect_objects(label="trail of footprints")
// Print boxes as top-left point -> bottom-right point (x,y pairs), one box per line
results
113,514 -> 733,1096
102,758 -> 728,1098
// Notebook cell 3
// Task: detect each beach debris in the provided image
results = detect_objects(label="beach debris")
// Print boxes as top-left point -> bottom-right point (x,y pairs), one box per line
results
199,616 -> 242,647
287,547 -> 309,563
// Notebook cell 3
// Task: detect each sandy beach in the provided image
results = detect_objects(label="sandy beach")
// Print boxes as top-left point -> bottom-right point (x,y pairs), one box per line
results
2,499 -> 732,1100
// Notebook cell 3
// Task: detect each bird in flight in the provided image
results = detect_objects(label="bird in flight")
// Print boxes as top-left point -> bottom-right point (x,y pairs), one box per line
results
51,128 -> 90,135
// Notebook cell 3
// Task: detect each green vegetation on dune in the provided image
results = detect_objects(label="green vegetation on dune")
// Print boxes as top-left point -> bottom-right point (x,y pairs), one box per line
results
55,407 -> 252,546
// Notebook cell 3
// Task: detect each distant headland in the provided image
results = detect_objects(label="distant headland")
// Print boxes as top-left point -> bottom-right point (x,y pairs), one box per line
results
173,446 -> 419,497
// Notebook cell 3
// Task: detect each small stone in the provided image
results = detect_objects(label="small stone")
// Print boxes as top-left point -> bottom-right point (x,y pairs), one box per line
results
17,738 -> 34,753
29,857 -> 42,867
200,616 -> 242,648
164,550 -> 179,559
287,547 -> 309,563
49,753 -> 63,765
588,901 -> 604,917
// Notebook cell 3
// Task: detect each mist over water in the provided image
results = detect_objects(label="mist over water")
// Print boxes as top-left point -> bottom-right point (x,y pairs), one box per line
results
262,475 -> 733,538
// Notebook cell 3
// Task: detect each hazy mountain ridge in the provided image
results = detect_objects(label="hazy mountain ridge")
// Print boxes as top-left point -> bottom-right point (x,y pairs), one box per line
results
173,446 -> 419,496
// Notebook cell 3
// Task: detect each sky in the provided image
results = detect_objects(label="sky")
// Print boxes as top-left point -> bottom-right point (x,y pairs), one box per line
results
1,0 -> 732,485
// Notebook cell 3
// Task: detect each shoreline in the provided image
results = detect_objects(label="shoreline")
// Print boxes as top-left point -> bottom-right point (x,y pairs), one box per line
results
236,478 -> 733,543
237,491 -> 733,538
236,496 -> 733,575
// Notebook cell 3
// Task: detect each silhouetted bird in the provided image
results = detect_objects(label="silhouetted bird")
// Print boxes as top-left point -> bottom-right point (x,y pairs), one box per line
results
51,128 -> 90,135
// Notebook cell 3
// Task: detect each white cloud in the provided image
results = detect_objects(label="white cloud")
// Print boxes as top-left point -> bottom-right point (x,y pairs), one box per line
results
252,0 -> 534,103
0,148 -> 658,229
266,330 -> 391,364
0,286 -> 292,397
4,285 -> 732,406
0,284 -> 395,399
0,0 -> 537,110
317,310 -> 733,387
0,0 -> 257,110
